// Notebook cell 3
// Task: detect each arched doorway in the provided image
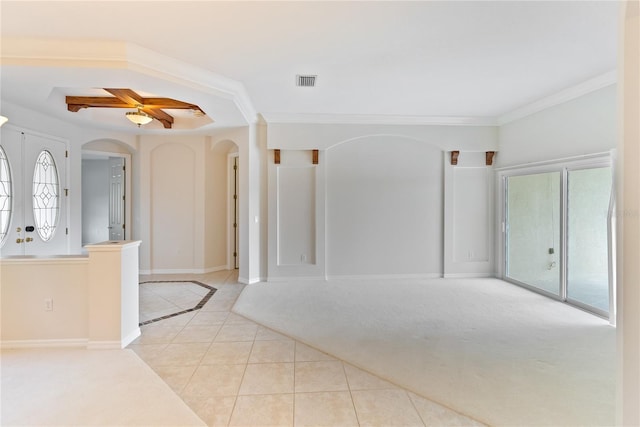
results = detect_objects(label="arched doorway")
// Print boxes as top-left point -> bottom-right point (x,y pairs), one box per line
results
81,139 -> 134,245
210,140 -> 239,270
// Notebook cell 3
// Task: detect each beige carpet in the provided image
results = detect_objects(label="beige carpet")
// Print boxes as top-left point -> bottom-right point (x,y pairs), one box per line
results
1,348 -> 205,426
233,277 -> 616,427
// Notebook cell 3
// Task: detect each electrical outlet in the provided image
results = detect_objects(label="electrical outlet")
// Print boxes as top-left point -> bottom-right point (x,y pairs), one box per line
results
44,298 -> 53,311
300,254 -> 307,262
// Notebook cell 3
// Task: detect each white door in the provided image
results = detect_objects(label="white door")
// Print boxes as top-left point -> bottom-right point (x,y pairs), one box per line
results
109,157 -> 125,240
0,127 -> 68,256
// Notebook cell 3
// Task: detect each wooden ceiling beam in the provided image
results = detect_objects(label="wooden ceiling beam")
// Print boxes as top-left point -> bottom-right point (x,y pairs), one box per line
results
65,96 -> 132,111
142,107 -> 174,129
65,89 -> 206,129
142,98 -> 204,112
104,88 -> 144,106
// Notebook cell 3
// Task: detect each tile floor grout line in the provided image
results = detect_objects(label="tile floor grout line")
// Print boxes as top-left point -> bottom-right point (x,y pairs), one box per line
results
341,359 -> 362,427
292,341 -> 297,426
225,288 -> 254,426
406,389 -> 428,427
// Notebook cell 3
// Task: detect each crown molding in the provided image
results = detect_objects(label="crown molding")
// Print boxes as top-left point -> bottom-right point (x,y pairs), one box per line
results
0,38 -> 258,124
125,44 -> 257,123
261,113 -> 497,126
497,70 -> 617,125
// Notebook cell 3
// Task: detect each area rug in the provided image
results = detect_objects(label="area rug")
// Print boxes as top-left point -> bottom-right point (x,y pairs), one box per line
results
233,277 -> 615,426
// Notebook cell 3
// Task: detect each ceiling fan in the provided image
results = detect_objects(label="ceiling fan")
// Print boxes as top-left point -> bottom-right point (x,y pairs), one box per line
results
65,88 -> 206,129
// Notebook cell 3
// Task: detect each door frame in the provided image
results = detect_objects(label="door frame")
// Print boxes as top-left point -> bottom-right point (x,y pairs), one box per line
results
227,152 -> 239,270
81,150 -> 132,241
496,151 -> 615,320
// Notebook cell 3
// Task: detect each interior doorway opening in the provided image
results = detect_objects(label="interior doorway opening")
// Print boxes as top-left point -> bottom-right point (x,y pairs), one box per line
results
81,148 -> 132,245
209,140 -> 239,272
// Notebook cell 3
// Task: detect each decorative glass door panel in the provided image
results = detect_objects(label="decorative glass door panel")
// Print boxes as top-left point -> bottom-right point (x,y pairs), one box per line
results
0,145 -> 13,246
32,150 -> 60,242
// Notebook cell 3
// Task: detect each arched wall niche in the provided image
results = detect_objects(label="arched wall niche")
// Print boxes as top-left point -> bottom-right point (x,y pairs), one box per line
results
149,143 -> 197,270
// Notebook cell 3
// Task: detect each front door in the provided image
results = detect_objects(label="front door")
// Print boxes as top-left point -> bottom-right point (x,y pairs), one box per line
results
0,127 -> 68,256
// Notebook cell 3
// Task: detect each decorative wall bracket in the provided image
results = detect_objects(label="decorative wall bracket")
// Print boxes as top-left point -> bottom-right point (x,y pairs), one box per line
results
486,151 -> 496,166
450,151 -> 459,165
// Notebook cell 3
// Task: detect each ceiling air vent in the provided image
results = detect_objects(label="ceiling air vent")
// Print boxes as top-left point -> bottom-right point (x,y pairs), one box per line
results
296,75 -> 317,87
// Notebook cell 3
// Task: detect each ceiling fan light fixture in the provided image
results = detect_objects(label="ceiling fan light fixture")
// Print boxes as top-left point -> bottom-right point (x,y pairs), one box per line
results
126,109 -> 153,127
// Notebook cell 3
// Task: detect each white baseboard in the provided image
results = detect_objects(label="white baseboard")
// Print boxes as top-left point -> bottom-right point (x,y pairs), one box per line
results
267,276 -> 327,282
443,273 -> 495,279
139,265 -> 229,276
87,340 -> 123,350
238,276 -> 262,285
204,265 -> 229,274
326,273 -> 442,281
122,328 -> 141,348
0,338 -> 88,349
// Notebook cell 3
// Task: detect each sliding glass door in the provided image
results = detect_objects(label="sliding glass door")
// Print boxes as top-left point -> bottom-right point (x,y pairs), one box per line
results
503,159 -> 613,318
566,167 -> 612,313
506,172 -> 561,297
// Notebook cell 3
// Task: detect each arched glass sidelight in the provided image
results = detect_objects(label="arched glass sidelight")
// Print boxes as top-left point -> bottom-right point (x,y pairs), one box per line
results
32,150 -> 59,241
0,145 -> 12,246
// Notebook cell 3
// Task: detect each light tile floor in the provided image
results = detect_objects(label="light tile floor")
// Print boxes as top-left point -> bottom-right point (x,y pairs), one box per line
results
129,270 -> 484,427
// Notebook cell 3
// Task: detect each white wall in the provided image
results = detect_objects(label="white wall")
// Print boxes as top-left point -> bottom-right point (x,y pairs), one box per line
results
135,133 -> 249,275
444,151 -> 495,277
0,258 -> 89,343
138,136 -> 207,273
327,136 -> 443,277
267,123 -> 497,151
497,85 -> 617,167
150,143 -> 198,270
266,123 -> 498,280
618,1 -> 640,424
1,242 -> 141,349
268,149 -> 325,279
